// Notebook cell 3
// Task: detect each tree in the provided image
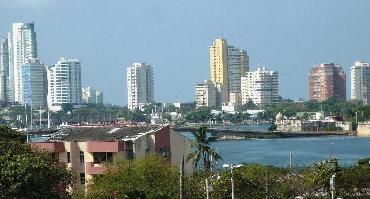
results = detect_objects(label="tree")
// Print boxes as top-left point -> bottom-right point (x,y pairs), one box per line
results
0,126 -> 73,198
85,155 -> 179,199
187,126 -> 222,173
212,164 -> 294,199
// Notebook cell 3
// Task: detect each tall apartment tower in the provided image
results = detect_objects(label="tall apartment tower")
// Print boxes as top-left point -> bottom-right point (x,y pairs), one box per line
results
241,67 -> 279,105
47,58 -> 82,112
21,58 -> 47,108
309,63 -> 346,101
8,22 -> 38,103
0,38 -> 9,101
195,80 -> 217,108
351,61 -> 370,104
210,38 -> 228,106
127,63 -> 154,110
227,46 -> 249,94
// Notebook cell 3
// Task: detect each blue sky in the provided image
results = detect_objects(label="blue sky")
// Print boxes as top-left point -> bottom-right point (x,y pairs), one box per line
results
1,0 -> 370,105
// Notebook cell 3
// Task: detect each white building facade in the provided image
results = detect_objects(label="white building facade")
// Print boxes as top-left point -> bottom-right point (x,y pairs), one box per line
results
21,58 -> 47,108
351,61 -> 370,104
47,58 -> 82,111
0,38 -> 8,101
195,80 -> 217,108
82,87 -> 103,104
8,23 -> 38,103
127,63 -> 154,110
241,67 -> 279,105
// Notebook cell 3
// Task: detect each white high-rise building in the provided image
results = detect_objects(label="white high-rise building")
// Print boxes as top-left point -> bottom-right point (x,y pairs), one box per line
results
82,87 -> 103,104
47,58 -> 82,112
351,61 -> 370,104
8,22 -> 38,103
21,58 -> 47,108
227,46 -> 249,94
127,63 -> 154,110
195,80 -> 217,108
241,67 -> 279,105
0,38 -> 9,101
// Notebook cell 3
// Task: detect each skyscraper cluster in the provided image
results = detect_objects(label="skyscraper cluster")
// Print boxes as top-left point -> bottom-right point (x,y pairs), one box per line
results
0,22 -> 103,111
307,61 -> 370,104
196,37 -> 278,108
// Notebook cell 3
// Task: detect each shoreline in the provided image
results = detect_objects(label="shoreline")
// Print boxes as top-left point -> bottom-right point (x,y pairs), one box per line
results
172,125 -> 353,140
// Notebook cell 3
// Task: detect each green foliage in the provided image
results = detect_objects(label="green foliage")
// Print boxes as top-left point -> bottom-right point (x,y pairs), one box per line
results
162,112 -> 172,122
0,126 -> 73,198
61,103 -> 74,113
302,159 -> 340,195
185,107 -> 212,123
86,155 -> 179,199
213,164 -> 294,199
187,126 -> 222,173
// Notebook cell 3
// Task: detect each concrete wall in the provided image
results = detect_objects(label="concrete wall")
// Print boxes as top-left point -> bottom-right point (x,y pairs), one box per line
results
357,123 -> 370,136
170,129 -> 193,173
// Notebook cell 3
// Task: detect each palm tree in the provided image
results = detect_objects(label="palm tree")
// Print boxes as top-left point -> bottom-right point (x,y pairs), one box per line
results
187,126 -> 222,173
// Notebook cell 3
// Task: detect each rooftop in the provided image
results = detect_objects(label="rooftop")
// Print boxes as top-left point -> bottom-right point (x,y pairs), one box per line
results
48,125 -> 164,142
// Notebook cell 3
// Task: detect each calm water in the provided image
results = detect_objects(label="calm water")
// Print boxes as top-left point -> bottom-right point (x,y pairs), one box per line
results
181,129 -> 370,167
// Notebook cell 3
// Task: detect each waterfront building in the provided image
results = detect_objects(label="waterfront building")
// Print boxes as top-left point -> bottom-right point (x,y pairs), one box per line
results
32,125 -> 193,190
351,61 -> 370,104
47,58 -> 82,112
227,46 -> 249,94
309,63 -> 346,101
195,80 -> 217,108
127,63 -> 154,110
8,22 -> 38,103
0,38 -> 8,101
210,38 -> 229,106
229,92 -> 242,104
21,58 -> 47,108
241,67 -> 279,105
82,87 -> 104,104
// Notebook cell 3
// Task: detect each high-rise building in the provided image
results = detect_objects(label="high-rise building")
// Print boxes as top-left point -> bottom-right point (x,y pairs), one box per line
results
21,58 -> 47,108
47,58 -> 82,112
82,87 -> 104,104
309,63 -> 346,101
8,22 -> 38,103
209,38 -> 249,107
351,61 -> 370,104
0,38 -> 9,101
127,63 -> 154,110
96,89 -> 103,104
241,67 -> 279,105
195,80 -> 217,108
227,46 -> 249,94
210,38 -> 228,106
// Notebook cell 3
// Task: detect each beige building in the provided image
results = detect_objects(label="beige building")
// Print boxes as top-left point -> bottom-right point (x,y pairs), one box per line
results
195,80 -> 217,108
32,125 -> 193,190
210,38 -> 229,106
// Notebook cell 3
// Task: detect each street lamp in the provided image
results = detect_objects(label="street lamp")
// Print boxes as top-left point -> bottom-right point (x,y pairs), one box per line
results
330,174 -> 336,199
223,163 -> 243,199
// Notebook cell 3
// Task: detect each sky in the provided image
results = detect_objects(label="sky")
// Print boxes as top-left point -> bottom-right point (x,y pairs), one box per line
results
1,0 -> 370,105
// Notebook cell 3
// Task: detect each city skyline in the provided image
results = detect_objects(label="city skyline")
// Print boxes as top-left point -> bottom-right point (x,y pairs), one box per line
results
1,1 -> 370,105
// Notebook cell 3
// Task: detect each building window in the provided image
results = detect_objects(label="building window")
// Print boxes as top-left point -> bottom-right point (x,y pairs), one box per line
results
67,152 -> 71,163
80,173 -> 85,185
93,152 -> 113,164
80,151 -> 84,163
